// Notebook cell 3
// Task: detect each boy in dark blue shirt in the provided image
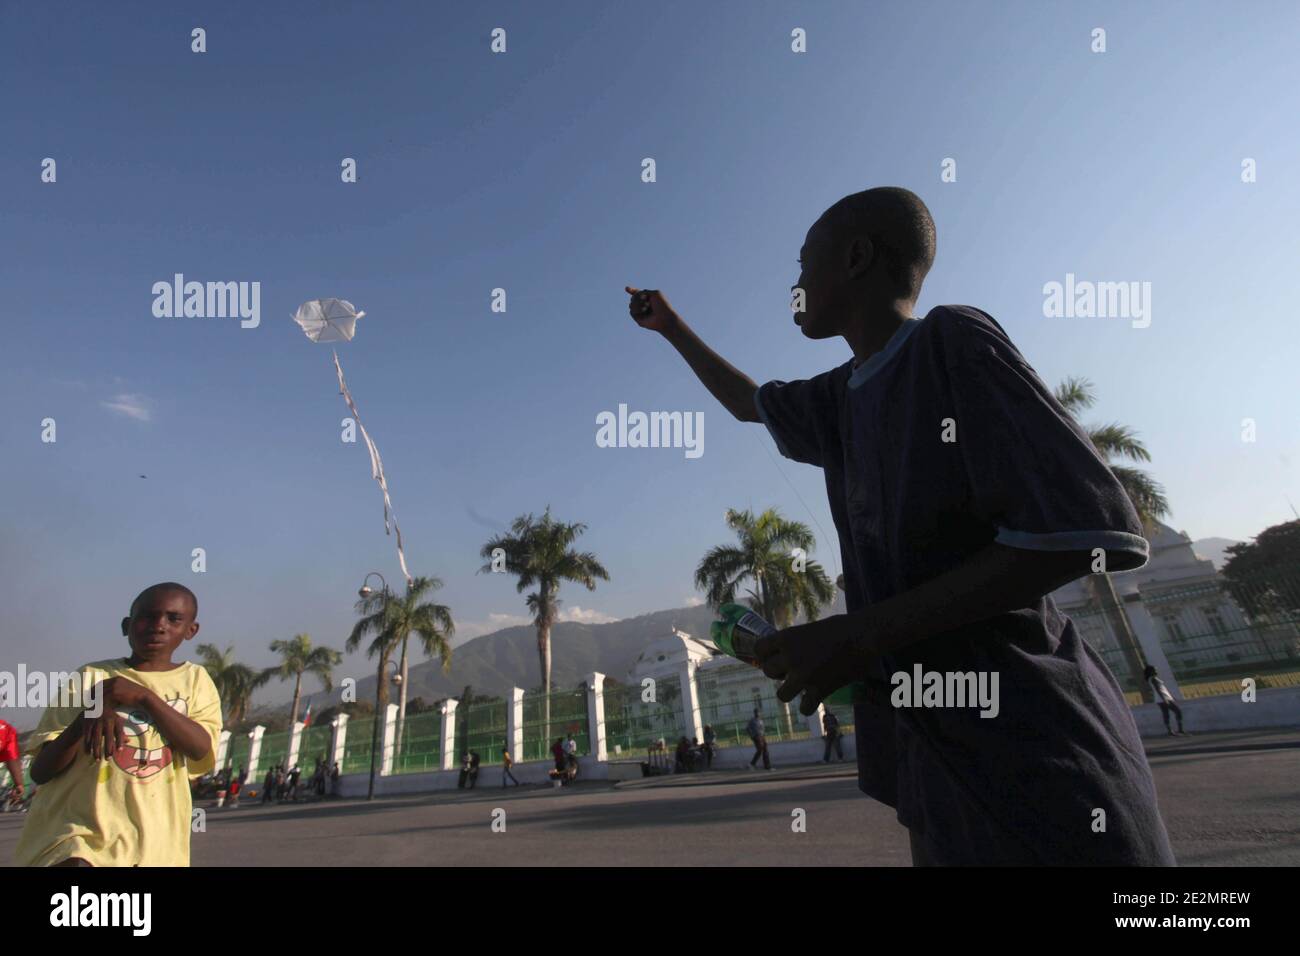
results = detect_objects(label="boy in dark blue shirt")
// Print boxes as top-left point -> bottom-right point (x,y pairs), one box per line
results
626,187 -> 1175,865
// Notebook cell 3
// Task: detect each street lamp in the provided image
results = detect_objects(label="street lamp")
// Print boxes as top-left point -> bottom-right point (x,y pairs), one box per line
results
359,572 -> 390,801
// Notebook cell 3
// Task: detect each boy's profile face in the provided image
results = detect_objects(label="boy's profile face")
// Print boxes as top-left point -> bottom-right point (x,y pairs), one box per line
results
121,588 -> 200,664
793,216 -> 853,340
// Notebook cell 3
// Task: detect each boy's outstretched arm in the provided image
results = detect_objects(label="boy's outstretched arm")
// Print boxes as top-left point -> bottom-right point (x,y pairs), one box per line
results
756,544 -> 1097,713
626,286 -> 760,422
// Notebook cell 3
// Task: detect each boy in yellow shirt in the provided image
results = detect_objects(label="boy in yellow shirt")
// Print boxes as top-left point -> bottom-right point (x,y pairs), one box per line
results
16,582 -> 222,866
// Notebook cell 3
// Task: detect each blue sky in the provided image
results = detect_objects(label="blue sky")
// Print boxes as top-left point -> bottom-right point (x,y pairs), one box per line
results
3,1 -> 1297,723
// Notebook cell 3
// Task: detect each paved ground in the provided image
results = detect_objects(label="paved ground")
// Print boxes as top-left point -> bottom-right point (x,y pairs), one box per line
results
2,729 -> 1296,866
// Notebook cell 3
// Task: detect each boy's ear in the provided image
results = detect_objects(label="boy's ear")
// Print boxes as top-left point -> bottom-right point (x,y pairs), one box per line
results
121,616 -> 130,637
185,622 -> 201,641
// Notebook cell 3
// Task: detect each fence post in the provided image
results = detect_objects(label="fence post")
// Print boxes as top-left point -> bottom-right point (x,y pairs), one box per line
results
330,714 -> 348,769
678,660 -> 705,743
1124,594 -> 1184,699
586,672 -> 608,761
381,703 -> 399,775
246,726 -> 265,781
506,688 -> 524,764
440,699 -> 459,771
287,720 -> 305,770
216,730 -> 231,769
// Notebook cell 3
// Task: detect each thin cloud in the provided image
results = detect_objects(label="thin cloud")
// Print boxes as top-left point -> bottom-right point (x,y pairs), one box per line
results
101,393 -> 152,422
453,612 -> 532,642
558,606 -> 619,625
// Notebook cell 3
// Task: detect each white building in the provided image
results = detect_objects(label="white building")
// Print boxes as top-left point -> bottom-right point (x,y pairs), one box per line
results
1054,521 -> 1299,678
624,626 -> 804,744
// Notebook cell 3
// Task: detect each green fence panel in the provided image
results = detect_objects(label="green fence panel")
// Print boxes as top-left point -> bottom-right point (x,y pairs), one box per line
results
392,711 -> 442,775
297,724 -> 333,774
521,688 -> 588,762
452,700 -> 507,767
224,732 -> 251,776
602,675 -> 686,757
258,729 -> 290,771
341,716 -> 377,775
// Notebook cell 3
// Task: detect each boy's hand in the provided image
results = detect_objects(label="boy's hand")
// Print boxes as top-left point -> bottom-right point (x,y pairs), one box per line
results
625,286 -> 681,335
754,615 -> 875,716
96,676 -> 150,710
81,710 -> 127,760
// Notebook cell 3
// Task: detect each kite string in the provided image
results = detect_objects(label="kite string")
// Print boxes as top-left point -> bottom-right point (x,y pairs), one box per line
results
749,427 -> 841,581
333,350 -> 414,588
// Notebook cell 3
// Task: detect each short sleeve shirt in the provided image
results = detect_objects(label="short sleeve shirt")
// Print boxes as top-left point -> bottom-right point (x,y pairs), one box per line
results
755,305 -> 1174,865
15,658 -> 223,867
0,720 -> 19,764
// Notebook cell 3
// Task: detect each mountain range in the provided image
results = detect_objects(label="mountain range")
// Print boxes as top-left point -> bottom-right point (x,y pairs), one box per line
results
257,594 -> 849,718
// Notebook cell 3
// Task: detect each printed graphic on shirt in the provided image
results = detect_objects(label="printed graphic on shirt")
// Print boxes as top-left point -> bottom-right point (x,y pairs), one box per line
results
109,696 -> 190,782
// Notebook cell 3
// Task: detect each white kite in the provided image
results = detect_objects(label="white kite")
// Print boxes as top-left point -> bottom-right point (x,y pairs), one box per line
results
292,298 -> 413,585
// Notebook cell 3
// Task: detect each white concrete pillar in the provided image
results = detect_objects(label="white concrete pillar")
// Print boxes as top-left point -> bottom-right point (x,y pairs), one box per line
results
287,721 -> 305,770
380,703 -> 399,775
1124,593 -> 1183,699
506,688 -> 524,764
679,661 -> 705,743
246,726 -> 266,780
330,714 -> 348,768
586,672 -> 608,761
440,699 -> 459,771
216,730 -> 231,769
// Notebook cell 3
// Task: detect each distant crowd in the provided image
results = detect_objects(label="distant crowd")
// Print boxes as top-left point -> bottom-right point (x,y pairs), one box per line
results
200,756 -> 340,806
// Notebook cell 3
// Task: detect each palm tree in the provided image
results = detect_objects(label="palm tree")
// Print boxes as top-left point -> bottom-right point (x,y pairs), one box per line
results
196,643 -> 269,726
695,507 -> 836,628
347,576 -> 455,754
479,507 -> 609,738
1055,377 -> 1170,699
261,634 -> 342,726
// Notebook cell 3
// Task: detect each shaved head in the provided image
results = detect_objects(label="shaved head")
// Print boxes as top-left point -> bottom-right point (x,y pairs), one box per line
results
821,187 -> 936,300
130,582 -> 198,619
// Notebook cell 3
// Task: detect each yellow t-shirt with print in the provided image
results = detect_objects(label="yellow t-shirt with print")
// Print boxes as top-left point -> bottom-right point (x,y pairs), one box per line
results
15,658 -> 222,867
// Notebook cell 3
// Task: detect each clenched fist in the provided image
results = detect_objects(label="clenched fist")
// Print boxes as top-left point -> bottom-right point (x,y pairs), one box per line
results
625,286 -> 681,335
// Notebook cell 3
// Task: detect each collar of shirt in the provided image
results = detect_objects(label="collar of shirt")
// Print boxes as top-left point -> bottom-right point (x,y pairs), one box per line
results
848,316 -> 923,389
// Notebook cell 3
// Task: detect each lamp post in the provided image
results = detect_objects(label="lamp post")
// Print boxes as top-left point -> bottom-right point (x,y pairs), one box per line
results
359,571 -> 392,801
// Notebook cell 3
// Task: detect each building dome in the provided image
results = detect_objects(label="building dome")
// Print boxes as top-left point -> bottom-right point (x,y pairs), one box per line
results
627,628 -> 718,680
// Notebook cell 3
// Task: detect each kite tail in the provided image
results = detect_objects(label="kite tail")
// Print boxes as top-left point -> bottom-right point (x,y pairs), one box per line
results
333,350 -> 414,587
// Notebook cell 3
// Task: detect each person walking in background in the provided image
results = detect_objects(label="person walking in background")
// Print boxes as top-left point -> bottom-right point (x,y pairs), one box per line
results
746,709 -> 771,770
262,766 -> 275,803
702,724 -> 716,769
1144,666 -> 1186,736
329,761 -> 340,797
822,709 -> 844,762
502,745 -> 521,787
551,738 -> 566,775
